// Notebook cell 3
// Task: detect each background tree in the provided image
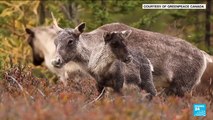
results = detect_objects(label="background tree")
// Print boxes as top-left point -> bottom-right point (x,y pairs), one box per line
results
205,0 -> 212,50
38,0 -> 45,25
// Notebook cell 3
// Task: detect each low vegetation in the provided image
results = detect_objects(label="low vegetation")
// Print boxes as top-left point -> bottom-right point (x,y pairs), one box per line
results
0,66 -> 213,120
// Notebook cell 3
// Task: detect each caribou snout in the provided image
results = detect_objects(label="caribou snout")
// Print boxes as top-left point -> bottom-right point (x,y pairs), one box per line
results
124,55 -> 133,64
51,56 -> 64,68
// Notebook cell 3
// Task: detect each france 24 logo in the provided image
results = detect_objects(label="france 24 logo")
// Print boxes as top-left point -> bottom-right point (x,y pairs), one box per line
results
193,104 -> 206,116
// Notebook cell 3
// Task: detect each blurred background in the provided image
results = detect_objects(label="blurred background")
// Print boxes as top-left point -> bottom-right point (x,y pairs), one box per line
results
0,0 -> 212,79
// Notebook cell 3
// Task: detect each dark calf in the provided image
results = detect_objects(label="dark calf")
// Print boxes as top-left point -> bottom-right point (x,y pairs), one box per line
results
99,31 -> 157,96
88,31 -> 132,94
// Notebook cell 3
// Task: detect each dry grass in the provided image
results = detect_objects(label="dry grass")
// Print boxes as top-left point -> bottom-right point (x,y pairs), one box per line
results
0,66 -> 213,120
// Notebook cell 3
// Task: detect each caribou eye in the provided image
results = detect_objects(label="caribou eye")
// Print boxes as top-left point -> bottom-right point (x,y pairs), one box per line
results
68,40 -> 73,45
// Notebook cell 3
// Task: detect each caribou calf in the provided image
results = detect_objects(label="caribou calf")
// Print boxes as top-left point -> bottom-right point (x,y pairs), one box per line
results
87,31 -> 132,94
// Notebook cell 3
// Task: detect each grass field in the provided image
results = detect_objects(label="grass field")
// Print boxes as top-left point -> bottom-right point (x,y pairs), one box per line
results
0,65 -> 213,120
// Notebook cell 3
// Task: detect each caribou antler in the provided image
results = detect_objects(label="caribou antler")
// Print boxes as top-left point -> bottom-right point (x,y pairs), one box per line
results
51,12 -> 63,31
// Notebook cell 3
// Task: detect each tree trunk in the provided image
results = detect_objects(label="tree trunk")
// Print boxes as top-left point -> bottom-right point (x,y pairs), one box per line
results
205,0 -> 212,48
101,0 -> 106,7
61,1 -> 79,25
38,0 -> 45,25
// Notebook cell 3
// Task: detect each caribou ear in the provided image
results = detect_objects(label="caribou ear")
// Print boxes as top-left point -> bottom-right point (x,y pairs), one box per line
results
103,32 -> 113,44
121,30 -> 132,38
74,22 -> 85,35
